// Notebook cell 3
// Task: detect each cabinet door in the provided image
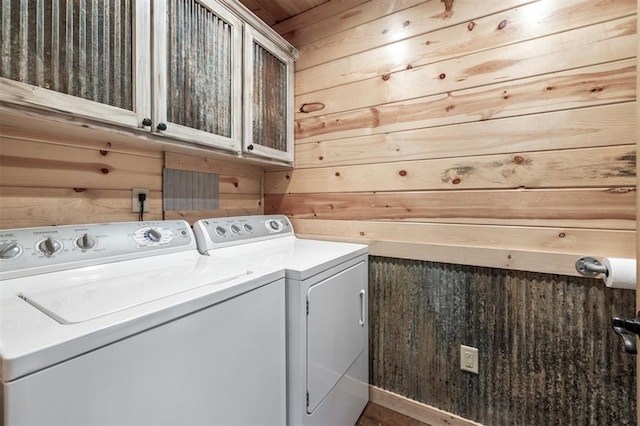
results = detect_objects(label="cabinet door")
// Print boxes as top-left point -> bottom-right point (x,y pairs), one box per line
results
152,0 -> 242,152
0,0 -> 151,129
243,26 -> 294,163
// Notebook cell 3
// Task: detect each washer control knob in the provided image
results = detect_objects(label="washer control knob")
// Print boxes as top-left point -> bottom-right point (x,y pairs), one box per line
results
147,229 -> 163,242
0,242 -> 22,260
75,233 -> 96,250
39,237 -> 61,257
243,224 -> 253,233
230,224 -> 241,234
215,226 -> 227,236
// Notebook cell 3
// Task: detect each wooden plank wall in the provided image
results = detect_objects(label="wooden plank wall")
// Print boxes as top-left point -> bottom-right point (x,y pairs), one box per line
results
264,0 -> 638,276
369,256 -> 636,425
0,120 -> 264,229
0,124 -> 164,228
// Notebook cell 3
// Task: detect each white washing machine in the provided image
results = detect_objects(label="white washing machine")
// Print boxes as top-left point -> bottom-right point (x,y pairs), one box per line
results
0,220 -> 286,426
193,215 -> 369,426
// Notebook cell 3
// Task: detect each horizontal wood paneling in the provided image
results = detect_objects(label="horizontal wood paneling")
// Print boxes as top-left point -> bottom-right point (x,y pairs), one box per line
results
0,186 -> 163,229
296,0 -> 637,94
0,136 -> 164,227
266,188 -> 636,230
296,15 -> 636,119
290,218 -> 634,260
295,59 -> 636,142
295,0 -> 535,70
294,103 -> 636,168
0,138 -> 163,190
267,0 -> 637,275
273,0 -> 370,44
267,146 -> 635,193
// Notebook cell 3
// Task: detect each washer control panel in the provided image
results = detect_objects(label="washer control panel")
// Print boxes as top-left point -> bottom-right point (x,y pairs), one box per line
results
0,221 -> 195,280
193,215 -> 293,252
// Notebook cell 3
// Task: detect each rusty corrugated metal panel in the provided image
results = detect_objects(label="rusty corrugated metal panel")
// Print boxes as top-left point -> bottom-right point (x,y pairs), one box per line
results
0,0 -> 133,110
166,0 -> 232,137
252,42 -> 287,152
369,256 -> 636,425
162,168 -> 219,212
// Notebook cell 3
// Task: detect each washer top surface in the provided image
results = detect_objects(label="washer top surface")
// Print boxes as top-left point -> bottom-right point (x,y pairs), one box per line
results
0,221 -> 284,382
193,215 -> 368,280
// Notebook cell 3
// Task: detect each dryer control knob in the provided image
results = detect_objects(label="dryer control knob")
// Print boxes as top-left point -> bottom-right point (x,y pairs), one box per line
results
0,242 -> 22,260
75,233 -> 96,250
267,220 -> 282,231
230,225 -> 241,234
215,226 -> 227,236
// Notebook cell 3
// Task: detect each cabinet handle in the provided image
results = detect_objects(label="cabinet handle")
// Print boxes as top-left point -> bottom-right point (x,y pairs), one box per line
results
157,123 -> 167,131
141,117 -> 152,127
247,144 -> 254,151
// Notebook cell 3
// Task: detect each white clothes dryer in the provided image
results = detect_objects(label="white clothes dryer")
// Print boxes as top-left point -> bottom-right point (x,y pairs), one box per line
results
193,215 -> 369,426
0,220 -> 286,426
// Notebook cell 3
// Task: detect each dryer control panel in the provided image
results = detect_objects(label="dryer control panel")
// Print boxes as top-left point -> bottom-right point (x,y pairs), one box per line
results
0,221 -> 196,280
193,215 -> 293,252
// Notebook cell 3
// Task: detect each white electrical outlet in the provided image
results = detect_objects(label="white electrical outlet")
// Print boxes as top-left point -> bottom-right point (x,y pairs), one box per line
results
132,188 -> 150,213
460,345 -> 479,374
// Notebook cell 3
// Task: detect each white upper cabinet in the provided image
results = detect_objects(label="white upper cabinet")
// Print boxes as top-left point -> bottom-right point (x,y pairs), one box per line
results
0,0 -> 297,164
0,0 -> 151,129
152,0 -> 243,153
243,26 -> 295,163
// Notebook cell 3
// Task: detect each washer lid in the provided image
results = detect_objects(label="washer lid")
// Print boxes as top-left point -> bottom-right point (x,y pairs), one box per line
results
210,237 -> 368,281
17,260 -> 250,324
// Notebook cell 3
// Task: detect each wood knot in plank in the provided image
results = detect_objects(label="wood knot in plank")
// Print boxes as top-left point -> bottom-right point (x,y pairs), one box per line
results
406,64 -> 413,70
434,0 -> 454,19
513,155 -> 525,164
452,178 -> 461,184
318,156 -> 324,161
467,21 -> 476,31
99,150 -> 109,156
399,170 -> 407,176
403,20 -> 410,27
100,168 -> 110,174
73,188 -> 87,193
381,73 -> 391,81
359,231 -> 365,236
439,73 -> 446,80
590,86 -> 604,93
335,172 -> 341,177
299,102 -> 325,113
498,20 -> 508,30
558,232 -> 566,238
285,174 -> 290,180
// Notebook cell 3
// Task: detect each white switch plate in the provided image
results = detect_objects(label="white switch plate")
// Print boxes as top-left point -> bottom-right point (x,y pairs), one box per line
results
460,345 -> 479,374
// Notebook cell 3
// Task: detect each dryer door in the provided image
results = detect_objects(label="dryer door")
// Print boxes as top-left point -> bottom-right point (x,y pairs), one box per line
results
306,260 -> 367,413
